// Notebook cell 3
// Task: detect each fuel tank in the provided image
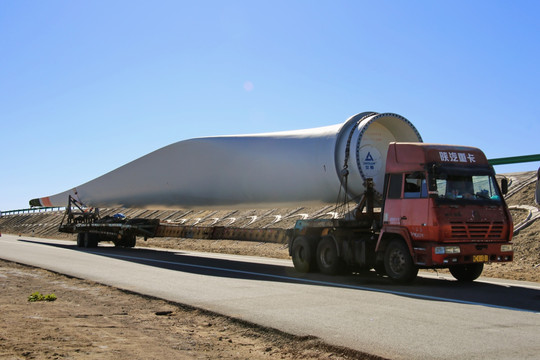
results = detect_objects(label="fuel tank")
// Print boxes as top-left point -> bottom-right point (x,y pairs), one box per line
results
30,112 -> 422,209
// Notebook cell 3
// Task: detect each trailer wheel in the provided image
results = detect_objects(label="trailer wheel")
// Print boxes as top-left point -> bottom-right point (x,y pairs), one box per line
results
124,235 -> 136,248
76,233 -> 84,247
316,236 -> 343,275
83,233 -> 98,248
113,235 -> 136,248
291,236 -> 317,273
449,263 -> 484,282
384,239 -> 417,283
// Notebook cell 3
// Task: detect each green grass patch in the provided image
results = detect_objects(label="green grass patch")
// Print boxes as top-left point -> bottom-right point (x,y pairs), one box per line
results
28,291 -> 57,302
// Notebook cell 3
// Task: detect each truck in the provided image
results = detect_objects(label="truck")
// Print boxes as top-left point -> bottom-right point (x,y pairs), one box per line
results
57,141 -> 514,283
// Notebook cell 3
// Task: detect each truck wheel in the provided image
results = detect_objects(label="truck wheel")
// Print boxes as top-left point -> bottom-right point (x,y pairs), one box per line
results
316,236 -> 343,275
384,239 -> 418,283
291,236 -> 317,273
449,263 -> 484,282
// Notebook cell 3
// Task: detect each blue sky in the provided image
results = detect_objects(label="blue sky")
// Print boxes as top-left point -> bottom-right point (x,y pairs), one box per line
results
1,0 -> 539,211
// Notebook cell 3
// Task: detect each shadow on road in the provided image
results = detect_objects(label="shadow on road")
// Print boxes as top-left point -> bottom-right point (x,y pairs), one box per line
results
18,238 -> 540,313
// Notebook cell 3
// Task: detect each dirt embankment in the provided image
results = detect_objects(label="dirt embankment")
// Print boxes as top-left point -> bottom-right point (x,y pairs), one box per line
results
485,174 -> 540,282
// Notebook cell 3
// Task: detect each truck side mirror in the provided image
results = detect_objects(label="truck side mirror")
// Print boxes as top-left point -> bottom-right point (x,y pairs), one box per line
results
501,178 -> 508,195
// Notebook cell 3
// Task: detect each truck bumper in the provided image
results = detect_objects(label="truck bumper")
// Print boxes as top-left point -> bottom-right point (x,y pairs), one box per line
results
413,242 -> 513,267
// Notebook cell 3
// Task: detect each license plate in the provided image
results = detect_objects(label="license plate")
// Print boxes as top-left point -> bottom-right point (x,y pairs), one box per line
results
473,255 -> 488,262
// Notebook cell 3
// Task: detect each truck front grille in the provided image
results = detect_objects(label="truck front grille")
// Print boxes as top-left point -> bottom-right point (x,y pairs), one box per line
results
450,221 -> 504,240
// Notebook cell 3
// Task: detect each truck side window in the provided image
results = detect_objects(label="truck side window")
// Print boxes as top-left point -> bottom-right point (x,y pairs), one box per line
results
404,173 -> 427,198
388,174 -> 402,199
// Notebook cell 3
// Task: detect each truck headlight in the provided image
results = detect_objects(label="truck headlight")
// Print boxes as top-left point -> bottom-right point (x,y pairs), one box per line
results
501,244 -> 513,252
435,246 -> 461,254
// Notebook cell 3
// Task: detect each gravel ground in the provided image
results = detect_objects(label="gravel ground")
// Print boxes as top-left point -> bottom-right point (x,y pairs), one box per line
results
0,259 -> 382,360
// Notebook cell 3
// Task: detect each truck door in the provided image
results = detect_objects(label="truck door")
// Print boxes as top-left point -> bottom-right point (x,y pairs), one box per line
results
383,173 -> 404,226
400,173 -> 430,240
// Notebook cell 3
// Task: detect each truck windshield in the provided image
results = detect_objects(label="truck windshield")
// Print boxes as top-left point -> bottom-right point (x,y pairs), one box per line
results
433,173 -> 502,203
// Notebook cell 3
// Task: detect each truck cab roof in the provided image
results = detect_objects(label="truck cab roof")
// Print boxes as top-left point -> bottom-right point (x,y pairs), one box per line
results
386,142 -> 490,173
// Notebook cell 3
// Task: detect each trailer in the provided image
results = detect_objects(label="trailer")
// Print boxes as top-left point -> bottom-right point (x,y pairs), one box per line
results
59,196 -> 293,248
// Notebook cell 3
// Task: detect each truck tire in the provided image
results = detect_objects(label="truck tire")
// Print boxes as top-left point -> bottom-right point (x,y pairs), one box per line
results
384,239 -> 418,283
449,263 -> 483,282
291,236 -> 317,273
316,236 -> 344,275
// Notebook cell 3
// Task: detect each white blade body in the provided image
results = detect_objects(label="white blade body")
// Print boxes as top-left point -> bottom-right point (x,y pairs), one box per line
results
33,112 -> 422,209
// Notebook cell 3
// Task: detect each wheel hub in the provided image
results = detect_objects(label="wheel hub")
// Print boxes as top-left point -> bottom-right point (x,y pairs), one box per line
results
389,249 -> 406,273
320,247 -> 333,267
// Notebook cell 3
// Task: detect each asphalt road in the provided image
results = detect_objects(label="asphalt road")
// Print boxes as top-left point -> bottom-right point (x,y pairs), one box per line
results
1,234 -> 539,359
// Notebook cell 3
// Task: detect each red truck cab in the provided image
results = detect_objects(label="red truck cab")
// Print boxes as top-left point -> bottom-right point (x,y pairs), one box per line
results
379,142 -> 513,281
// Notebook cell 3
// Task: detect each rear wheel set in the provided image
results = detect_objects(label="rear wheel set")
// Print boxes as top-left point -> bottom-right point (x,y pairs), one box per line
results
76,232 -> 136,248
292,236 -> 420,283
292,235 -> 345,275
